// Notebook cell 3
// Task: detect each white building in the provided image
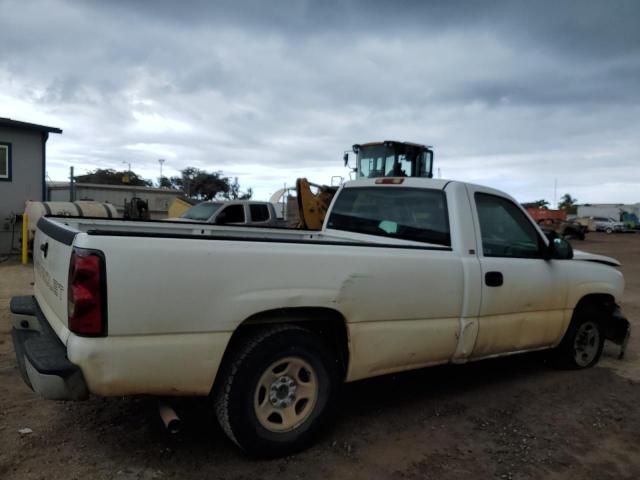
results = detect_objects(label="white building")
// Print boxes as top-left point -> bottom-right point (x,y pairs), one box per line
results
577,203 -> 640,221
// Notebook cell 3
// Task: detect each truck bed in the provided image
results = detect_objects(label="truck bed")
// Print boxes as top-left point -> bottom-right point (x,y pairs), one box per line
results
42,216 -> 438,248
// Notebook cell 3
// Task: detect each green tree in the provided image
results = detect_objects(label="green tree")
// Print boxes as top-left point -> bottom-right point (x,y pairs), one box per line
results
558,193 -> 578,213
169,168 -> 252,200
227,177 -> 253,200
158,176 -> 174,188
521,199 -> 550,209
75,168 -> 151,187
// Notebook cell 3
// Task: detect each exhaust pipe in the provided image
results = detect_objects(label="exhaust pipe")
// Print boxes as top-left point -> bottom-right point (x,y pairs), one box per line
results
158,400 -> 182,434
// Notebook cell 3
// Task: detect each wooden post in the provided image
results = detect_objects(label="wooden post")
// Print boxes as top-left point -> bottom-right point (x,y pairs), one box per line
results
21,214 -> 29,265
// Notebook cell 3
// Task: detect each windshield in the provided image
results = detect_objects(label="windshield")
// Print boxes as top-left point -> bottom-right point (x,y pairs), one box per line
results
181,202 -> 223,221
357,145 -> 432,178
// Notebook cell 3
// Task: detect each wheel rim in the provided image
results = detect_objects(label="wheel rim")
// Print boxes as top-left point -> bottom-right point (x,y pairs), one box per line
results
573,321 -> 600,367
254,356 -> 318,432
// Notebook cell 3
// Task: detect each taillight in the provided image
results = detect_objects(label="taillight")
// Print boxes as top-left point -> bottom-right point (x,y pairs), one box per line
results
68,248 -> 107,336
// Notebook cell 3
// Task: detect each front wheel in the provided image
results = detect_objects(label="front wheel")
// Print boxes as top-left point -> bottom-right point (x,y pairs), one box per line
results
605,227 -> 613,234
553,310 -> 605,369
213,325 -> 338,457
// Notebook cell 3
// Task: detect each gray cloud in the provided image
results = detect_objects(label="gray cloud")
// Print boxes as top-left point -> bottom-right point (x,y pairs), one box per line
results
1,0 -> 639,203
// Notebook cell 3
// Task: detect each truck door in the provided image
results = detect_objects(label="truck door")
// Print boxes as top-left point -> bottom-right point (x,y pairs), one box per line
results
216,204 -> 246,225
325,184 -> 468,380
467,186 -> 569,358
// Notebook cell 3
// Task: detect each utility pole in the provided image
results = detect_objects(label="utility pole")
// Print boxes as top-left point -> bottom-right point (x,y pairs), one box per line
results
158,158 -> 165,184
554,178 -> 558,209
69,166 -> 75,201
122,161 -> 132,184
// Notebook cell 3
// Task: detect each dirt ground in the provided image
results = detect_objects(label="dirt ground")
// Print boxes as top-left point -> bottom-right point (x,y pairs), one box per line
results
1,232 -> 639,480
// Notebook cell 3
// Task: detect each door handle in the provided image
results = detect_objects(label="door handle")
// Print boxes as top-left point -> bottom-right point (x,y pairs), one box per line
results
485,271 -> 503,287
40,242 -> 49,258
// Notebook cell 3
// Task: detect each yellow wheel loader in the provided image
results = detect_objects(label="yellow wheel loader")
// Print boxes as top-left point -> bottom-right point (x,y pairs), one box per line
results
295,141 -> 434,230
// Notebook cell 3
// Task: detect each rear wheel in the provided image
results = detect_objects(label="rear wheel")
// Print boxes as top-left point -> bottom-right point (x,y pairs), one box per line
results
214,325 -> 338,457
553,307 -> 605,369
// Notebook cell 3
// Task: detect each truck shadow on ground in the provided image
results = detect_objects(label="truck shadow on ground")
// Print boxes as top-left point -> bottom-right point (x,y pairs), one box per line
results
47,350 -> 577,458
20,345 -> 637,480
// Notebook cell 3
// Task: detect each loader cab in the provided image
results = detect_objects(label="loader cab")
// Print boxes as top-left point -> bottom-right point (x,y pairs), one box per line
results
348,141 -> 434,179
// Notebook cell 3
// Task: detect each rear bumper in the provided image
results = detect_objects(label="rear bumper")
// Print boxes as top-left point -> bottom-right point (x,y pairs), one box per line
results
11,296 -> 89,400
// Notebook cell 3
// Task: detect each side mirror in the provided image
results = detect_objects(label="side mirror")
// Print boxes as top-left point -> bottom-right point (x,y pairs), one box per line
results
544,234 -> 573,260
343,152 -> 349,167
552,237 -> 573,259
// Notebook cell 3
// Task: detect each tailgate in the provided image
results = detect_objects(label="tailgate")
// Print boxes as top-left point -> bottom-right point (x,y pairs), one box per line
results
32,218 -> 78,341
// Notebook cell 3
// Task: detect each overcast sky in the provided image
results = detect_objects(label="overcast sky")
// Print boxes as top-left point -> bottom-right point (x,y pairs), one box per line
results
1,0 -> 639,204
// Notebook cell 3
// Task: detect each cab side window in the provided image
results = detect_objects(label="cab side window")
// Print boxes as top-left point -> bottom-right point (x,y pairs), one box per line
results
475,193 -> 542,258
219,204 -> 245,223
250,204 -> 270,222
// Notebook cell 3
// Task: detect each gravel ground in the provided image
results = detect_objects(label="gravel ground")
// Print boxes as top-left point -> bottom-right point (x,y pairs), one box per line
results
1,232 -> 639,479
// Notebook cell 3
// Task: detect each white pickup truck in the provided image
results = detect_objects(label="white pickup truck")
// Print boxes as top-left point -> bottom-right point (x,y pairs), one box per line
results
11,177 -> 630,456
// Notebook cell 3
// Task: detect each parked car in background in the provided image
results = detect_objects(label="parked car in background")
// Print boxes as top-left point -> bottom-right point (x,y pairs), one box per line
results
621,212 -> 639,230
591,216 -> 625,234
169,200 -> 284,227
538,218 -> 587,240
526,207 -> 567,224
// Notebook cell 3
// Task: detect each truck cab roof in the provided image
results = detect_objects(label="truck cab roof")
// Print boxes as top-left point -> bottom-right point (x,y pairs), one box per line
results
341,177 -> 518,201
342,177 -> 452,190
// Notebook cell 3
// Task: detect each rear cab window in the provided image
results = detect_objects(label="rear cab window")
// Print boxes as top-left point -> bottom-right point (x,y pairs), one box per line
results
326,187 -> 451,246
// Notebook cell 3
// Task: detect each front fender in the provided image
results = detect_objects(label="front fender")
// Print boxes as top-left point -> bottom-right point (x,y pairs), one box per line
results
566,264 -> 624,310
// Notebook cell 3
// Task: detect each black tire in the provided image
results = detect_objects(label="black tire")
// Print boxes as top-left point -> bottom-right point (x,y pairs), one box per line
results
213,325 -> 339,457
553,306 -> 605,369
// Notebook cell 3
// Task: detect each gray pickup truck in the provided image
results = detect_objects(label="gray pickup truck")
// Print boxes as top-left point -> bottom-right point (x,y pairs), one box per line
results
171,200 -> 284,227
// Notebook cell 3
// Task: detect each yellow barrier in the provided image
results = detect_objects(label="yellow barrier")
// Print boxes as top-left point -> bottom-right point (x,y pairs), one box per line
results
22,214 -> 28,265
